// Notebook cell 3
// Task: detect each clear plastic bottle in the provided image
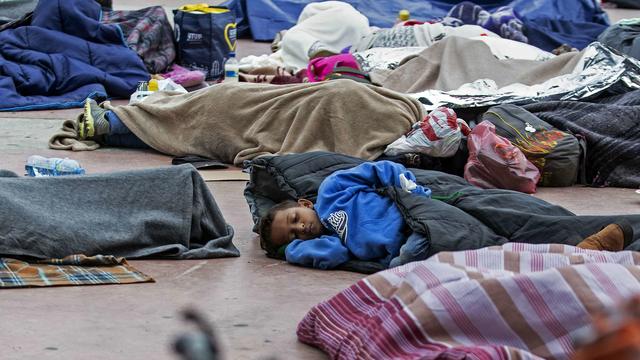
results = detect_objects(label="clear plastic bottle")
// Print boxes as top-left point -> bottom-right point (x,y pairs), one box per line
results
223,52 -> 239,83
25,155 -> 86,177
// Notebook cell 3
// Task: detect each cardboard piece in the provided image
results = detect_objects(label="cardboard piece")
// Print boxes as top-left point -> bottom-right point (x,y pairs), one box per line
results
198,169 -> 249,181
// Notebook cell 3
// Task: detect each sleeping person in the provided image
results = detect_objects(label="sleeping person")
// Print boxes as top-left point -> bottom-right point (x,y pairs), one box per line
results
78,98 -> 149,149
50,80 -> 423,166
258,160 -> 634,270
0,165 -> 239,260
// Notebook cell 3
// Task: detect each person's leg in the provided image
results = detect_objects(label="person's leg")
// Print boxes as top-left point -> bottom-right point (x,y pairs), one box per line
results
389,231 -> 429,268
78,99 -> 149,149
576,221 -> 634,251
428,184 -> 640,248
102,111 -> 150,149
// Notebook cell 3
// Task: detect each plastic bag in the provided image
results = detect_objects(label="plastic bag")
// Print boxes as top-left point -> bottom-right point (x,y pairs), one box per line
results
384,107 -> 471,157
464,121 -> 540,193
129,79 -> 188,105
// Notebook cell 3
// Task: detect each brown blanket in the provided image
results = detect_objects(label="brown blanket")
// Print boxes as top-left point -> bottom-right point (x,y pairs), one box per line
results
377,37 -> 583,93
105,80 -> 422,165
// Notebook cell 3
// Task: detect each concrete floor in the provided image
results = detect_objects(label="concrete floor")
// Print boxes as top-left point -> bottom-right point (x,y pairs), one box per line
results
1,3 -> 640,360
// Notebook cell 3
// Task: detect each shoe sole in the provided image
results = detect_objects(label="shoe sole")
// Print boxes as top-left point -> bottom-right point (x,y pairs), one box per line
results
79,100 -> 95,139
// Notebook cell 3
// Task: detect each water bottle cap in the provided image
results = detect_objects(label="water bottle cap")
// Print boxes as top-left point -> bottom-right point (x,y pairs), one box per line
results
228,52 -> 236,57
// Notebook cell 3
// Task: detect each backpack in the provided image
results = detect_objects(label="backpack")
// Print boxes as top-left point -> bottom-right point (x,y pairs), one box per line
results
481,104 -> 582,187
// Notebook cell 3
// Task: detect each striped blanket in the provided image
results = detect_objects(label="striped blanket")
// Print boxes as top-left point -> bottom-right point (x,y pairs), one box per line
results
298,244 -> 640,360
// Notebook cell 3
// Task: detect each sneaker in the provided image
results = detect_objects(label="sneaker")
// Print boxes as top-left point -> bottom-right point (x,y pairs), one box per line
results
576,221 -> 634,251
78,99 -> 110,140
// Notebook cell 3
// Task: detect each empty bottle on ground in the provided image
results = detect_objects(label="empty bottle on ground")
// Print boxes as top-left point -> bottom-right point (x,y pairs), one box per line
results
25,155 -> 85,177
223,52 -> 239,83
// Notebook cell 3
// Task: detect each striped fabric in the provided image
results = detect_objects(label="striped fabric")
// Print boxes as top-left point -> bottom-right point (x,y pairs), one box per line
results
0,255 -> 154,288
298,244 -> 640,360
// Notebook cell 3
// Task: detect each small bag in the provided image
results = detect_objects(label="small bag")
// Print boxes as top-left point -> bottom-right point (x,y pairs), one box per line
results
464,121 -> 540,193
481,104 -> 582,187
173,4 -> 237,81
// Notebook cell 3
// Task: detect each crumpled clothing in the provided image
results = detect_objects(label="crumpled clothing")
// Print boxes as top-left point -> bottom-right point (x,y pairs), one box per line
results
441,1 -> 528,43
102,6 -> 176,74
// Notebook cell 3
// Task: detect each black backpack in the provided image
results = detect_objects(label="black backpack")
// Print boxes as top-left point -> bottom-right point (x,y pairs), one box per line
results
481,104 -> 584,187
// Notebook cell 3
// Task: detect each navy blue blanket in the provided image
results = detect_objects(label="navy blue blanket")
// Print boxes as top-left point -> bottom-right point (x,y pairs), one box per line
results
0,0 -> 149,111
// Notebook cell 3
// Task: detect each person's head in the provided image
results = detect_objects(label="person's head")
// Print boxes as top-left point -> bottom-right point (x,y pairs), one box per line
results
259,199 -> 325,258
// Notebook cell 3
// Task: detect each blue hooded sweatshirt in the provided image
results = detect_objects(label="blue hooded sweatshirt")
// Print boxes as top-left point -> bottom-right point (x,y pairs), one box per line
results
285,161 -> 431,269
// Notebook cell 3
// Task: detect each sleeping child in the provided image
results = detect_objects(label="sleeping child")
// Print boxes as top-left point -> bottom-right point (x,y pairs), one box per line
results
258,161 -> 632,270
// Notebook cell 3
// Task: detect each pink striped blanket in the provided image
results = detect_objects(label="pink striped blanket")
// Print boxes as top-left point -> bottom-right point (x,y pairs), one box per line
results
298,244 -> 640,360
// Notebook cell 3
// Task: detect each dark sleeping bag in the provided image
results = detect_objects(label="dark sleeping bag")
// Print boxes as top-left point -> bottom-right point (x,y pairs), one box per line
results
244,152 -> 640,273
0,0 -> 149,111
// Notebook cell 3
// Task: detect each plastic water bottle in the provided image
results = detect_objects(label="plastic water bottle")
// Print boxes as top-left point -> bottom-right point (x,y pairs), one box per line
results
25,155 -> 86,177
223,52 -> 239,83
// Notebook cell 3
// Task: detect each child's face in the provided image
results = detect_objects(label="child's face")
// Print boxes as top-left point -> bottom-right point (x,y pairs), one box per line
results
270,200 -> 324,247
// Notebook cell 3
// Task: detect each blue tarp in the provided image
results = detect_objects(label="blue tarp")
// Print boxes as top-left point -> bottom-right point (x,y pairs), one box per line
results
246,0 -> 610,44
219,0 -> 251,37
0,0 -> 149,111
524,18 -> 608,52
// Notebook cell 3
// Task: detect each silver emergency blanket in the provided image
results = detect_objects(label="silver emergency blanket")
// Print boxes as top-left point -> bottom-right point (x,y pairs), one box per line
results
354,47 -> 426,72
407,42 -> 640,112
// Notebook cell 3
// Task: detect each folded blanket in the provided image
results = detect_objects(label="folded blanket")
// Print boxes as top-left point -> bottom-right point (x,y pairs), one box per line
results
298,243 -> 640,359
106,81 -> 423,165
0,255 -> 153,288
379,36 -> 581,93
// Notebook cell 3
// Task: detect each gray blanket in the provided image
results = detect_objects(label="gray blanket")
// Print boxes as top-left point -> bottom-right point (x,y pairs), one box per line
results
0,165 -> 239,259
108,80 -> 423,166
0,0 -> 36,25
378,37 -> 583,93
